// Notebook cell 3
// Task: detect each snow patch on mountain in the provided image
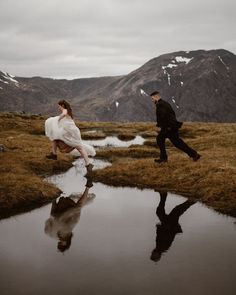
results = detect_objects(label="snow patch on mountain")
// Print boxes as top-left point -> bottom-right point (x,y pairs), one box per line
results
175,56 -> 193,64
0,79 -> 9,84
218,56 -> 229,70
161,56 -> 193,86
0,71 -> 19,86
140,89 -> 149,96
171,96 -> 179,109
162,64 -> 178,69
162,67 -> 172,86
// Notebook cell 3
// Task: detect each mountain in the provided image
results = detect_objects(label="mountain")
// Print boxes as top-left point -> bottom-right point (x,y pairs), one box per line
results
0,49 -> 236,122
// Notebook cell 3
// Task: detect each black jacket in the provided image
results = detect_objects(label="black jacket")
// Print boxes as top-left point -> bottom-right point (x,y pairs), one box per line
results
155,99 -> 183,129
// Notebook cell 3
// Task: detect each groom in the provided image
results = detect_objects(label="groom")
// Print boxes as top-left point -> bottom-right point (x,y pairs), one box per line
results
150,91 -> 201,163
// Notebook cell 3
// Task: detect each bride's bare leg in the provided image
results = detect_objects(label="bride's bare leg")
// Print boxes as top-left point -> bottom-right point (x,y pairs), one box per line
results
76,187 -> 90,207
76,146 -> 90,166
52,140 -> 57,154
46,140 -> 58,160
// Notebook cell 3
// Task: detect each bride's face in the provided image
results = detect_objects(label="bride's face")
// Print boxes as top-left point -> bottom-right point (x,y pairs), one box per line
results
58,104 -> 64,112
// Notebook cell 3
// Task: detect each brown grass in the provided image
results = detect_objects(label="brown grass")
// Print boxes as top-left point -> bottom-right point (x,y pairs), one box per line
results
81,131 -> 106,140
96,146 -> 158,162
1,113 -> 236,218
0,113 -> 73,217
117,133 -> 136,141
92,122 -> 236,217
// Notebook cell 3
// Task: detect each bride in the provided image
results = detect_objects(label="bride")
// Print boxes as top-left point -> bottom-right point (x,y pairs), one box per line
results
45,100 -> 95,173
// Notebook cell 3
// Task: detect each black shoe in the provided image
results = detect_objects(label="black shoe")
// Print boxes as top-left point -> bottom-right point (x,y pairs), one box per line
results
46,152 -> 57,160
86,163 -> 94,174
192,154 -> 201,162
154,158 -> 168,164
85,178 -> 93,188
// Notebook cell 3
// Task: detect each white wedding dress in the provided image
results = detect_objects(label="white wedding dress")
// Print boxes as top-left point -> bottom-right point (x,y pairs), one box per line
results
44,194 -> 95,240
45,116 -> 96,157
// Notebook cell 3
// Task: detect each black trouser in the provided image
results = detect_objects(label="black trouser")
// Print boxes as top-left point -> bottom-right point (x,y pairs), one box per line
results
156,128 -> 197,160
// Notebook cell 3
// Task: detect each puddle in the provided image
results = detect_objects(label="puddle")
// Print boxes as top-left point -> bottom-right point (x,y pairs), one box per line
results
84,135 -> 145,147
0,159 -> 236,295
83,130 -> 97,134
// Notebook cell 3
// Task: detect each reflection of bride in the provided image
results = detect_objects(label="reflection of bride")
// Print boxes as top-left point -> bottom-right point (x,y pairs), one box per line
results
45,99 -> 95,173
44,178 -> 94,252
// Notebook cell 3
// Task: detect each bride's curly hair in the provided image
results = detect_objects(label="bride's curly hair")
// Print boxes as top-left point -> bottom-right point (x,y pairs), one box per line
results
58,100 -> 73,118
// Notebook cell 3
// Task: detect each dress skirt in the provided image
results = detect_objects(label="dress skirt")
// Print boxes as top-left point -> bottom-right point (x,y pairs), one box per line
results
45,116 -> 96,157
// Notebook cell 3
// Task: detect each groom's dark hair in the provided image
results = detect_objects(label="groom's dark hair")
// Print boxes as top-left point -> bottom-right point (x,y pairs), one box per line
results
150,91 -> 160,96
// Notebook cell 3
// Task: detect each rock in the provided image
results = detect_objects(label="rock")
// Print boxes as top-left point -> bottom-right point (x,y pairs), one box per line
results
0,144 -> 6,152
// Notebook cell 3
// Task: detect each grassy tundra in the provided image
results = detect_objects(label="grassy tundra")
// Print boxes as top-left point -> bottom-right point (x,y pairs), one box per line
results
0,112 -> 235,217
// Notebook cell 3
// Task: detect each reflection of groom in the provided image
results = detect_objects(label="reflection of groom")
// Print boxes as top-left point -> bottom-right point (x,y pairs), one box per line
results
150,192 -> 195,262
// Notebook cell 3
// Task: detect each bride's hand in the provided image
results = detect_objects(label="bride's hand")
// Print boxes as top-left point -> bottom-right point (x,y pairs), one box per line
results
58,109 -> 68,121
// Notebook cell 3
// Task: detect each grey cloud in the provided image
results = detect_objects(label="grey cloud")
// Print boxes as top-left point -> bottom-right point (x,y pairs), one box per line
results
0,0 -> 235,78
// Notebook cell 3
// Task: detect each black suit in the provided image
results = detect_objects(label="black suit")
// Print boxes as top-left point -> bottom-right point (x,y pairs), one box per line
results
155,99 -> 197,160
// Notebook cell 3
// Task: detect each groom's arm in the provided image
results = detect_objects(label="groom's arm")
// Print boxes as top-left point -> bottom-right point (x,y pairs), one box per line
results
156,105 -> 169,128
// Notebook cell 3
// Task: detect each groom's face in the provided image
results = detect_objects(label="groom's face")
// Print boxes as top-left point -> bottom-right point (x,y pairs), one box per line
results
151,95 -> 160,103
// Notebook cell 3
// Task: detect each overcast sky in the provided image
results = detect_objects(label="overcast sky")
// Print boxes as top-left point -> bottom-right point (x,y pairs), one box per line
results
0,0 -> 235,79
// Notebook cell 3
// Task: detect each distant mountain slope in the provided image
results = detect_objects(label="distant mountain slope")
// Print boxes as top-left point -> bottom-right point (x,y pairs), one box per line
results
0,49 -> 236,122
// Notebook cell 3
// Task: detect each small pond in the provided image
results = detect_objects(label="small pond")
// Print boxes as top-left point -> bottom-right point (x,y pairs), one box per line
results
84,135 -> 145,147
0,159 -> 236,295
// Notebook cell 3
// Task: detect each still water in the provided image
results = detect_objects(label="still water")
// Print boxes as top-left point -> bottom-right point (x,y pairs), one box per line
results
84,135 -> 145,147
0,159 -> 236,295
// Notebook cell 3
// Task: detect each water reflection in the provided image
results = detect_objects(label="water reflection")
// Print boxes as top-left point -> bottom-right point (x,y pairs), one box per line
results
1,161 -> 236,294
151,191 -> 196,262
44,177 -> 95,252
84,135 -> 145,147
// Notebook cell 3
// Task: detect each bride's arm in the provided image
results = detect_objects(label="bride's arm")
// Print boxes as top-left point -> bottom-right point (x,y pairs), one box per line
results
58,109 -> 68,121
